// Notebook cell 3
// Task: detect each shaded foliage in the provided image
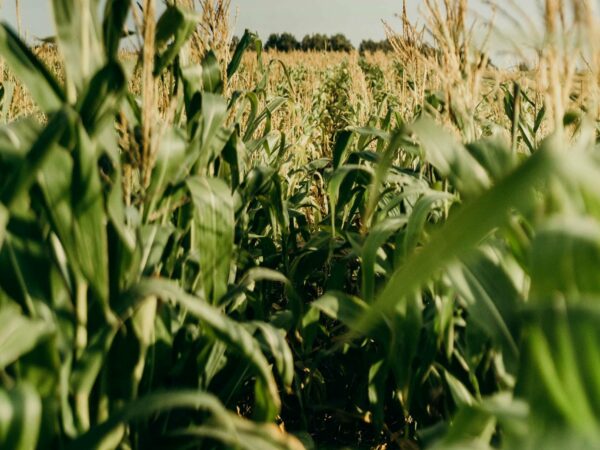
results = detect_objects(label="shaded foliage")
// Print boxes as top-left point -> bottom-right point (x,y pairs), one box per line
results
359,38 -> 393,53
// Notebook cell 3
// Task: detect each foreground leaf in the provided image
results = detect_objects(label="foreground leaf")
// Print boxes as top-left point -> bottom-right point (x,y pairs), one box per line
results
187,176 -> 234,304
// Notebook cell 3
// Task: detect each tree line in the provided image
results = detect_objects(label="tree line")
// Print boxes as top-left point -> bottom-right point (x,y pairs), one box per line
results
255,32 -> 392,53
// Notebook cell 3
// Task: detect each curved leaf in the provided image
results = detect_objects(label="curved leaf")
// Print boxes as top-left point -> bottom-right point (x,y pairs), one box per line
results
530,216 -> 600,300
154,6 -> 198,76
361,217 -> 406,302
0,306 -> 54,370
0,24 -> 66,112
356,135 -> 561,334
129,279 -> 282,421
68,390 -> 236,449
228,29 -> 256,79
246,321 -> 294,390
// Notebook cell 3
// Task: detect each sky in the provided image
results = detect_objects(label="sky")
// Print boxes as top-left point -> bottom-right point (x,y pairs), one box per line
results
0,0 -> 541,46
231,0 -> 409,45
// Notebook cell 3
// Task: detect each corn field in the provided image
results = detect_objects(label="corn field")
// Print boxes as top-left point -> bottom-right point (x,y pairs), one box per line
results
1,0 -> 600,449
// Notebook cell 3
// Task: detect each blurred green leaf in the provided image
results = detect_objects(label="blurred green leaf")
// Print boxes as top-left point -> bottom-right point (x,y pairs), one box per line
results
51,0 -> 104,94
530,216 -> 600,300
0,384 -> 42,450
102,0 -> 132,60
0,24 -> 65,112
187,176 -> 234,304
356,135 -> 560,334
228,29 -> 256,79
0,306 -> 54,370
130,279 -> 282,421
154,5 -> 198,76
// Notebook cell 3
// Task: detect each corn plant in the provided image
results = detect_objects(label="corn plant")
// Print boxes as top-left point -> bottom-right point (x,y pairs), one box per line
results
0,1 -> 302,448
2,0 -> 600,449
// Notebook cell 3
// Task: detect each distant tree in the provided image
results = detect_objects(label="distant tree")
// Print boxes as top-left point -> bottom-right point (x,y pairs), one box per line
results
301,33 -> 329,51
280,32 -> 302,51
264,34 -> 279,51
264,33 -> 301,52
359,39 -> 375,53
262,32 -> 355,53
359,39 -> 393,53
328,33 -> 354,52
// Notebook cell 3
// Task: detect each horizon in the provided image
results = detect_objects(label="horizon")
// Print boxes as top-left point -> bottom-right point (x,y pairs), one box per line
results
0,0 -> 540,46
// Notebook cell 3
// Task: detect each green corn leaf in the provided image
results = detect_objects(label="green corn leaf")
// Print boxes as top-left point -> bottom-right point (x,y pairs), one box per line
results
526,323 -> 592,430
77,61 -> 127,136
180,63 -> 203,119
197,93 -> 231,170
465,138 -> 518,182
37,124 -> 110,305
0,305 -> 54,370
0,118 -> 42,165
0,204 -> 7,248
534,106 -> 546,134
67,390 -> 238,449
387,293 -> 423,407
51,0 -> 105,96
448,249 -> 521,369
154,5 -> 198,76
237,91 -> 259,132
181,90 -> 230,172
222,127 -> 245,190
70,325 -> 118,411
37,149 -> 79,278
145,127 -> 187,216
311,291 -> 370,329
221,267 -> 292,310
403,192 -> 455,256
246,321 -> 294,390
0,230 -> 54,316
0,24 -> 66,112
202,50 -> 223,94
411,118 -> 490,196
244,97 -> 287,141
0,108 -> 70,210
187,176 -> 234,304
138,224 -> 174,275
368,358 -> 389,428
71,124 -> 110,303
129,279 -> 282,421
129,296 -> 157,394
332,129 -> 353,169
0,384 -> 42,450
102,0 -> 132,60
355,135 -> 561,334
347,126 -> 391,147
105,160 -> 136,257
530,216 -> 600,300
363,131 -> 404,227
519,306 -> 600,437
172,420 -> 305,450
361,217 -> 406,302
327,164 -> 373,235
227,29 -> 256,79
429,396 -> 508,449
443,369 -> 475,408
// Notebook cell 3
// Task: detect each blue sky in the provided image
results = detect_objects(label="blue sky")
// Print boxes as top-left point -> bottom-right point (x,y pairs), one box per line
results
0,0 -> 538,45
